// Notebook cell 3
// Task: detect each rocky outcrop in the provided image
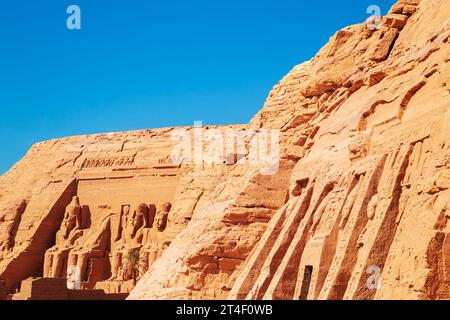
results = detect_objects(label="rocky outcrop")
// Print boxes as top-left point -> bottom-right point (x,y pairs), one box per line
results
0,126 -> 246,295
130,0 -> 450,300
0,0 -> 449,300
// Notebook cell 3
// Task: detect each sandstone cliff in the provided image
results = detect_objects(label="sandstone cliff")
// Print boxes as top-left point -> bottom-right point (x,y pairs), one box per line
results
130,0 -> 450,300
0,0 -> 449,300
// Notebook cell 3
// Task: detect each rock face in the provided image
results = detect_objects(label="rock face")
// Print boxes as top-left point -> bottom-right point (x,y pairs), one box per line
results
0,126 -> 244,296
1,0 -> 449,300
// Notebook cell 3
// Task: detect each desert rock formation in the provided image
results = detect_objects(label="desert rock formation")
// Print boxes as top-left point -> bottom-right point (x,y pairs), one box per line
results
1,0 -> 449,300
0,126 -> 244,296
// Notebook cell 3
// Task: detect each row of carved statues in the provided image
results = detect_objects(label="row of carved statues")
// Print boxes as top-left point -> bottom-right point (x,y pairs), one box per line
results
43,196 -> 172,287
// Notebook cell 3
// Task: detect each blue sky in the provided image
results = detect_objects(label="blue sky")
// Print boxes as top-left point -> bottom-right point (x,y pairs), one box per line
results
0,0 -> 396,174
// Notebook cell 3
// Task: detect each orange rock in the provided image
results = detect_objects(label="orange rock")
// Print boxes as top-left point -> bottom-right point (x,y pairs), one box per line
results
1,0 -> 449,300
384,14 -> 409,30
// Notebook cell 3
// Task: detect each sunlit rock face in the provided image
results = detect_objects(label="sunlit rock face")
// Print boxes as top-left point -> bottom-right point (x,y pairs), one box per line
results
1,0 -> 449,300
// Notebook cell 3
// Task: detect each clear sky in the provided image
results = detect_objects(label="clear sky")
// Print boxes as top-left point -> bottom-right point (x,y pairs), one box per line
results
0,0 -> 396,174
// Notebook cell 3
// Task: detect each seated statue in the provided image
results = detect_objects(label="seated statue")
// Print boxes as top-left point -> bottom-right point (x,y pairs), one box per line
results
67,216 -> 111,286
141,202 -> 172,270
44,196 -> 84,278
110,203 -> 152,281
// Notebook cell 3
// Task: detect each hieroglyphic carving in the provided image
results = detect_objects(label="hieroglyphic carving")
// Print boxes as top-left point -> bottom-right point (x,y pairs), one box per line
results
81,156 -> 135,169
370,120 -> 437,154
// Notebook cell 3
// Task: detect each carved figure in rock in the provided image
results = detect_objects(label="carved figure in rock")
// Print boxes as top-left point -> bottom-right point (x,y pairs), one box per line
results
110,251 -> 123,281
311,193 -> 332,234
43,196 -> 84,278
339,179 -> 362,229
348,134 -> 369,160
0,200 -> 27,252
357,194 -> 389,249
59,196 -> 83,242
67,216 -> 111,284
154,202 -> 170,232
366,194 -> 379,221
110,203 -> 153,281
141,202 -> 172,269
310,182 -> 335,235
0,220 -> 13,253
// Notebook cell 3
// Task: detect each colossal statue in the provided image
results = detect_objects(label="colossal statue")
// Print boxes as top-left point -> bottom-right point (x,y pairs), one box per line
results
67,216 -> 111,285
109,202 -> 171,282
43,196 -> 84,278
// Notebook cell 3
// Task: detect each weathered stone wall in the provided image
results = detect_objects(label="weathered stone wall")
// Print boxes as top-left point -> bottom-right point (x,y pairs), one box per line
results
0,0 -> 449,300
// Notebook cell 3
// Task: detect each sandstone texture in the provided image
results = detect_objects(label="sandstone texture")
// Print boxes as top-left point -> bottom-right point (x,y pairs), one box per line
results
1,0 -> 449,300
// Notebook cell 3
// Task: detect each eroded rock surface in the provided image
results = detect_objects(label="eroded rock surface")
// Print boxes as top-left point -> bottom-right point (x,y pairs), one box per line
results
131,0 -> 450,300
1,0 -> 449,300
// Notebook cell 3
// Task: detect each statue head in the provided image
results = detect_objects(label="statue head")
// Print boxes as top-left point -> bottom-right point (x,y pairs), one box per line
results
155,203 -> 171,231
62,196 -> 81,238
71,196 -> 80,206
129,203 -> 148,236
